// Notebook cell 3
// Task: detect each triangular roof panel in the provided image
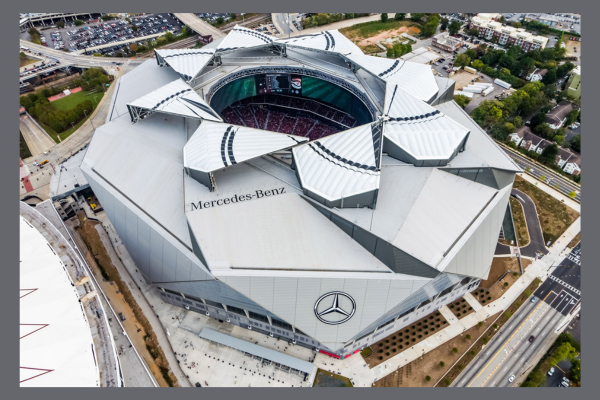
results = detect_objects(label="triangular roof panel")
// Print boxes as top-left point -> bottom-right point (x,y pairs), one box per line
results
184,120 -> 307,173
127,79 -> 222,122
383,82 -> 470,161
346,53 -> 439,102
278,30 -> 363,56
293,122 -> 382,201
217,25 -> 275,52
154,48 -> 215,82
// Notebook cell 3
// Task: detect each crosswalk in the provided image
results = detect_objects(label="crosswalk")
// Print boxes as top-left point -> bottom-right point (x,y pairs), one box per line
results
567,255 -> 581,265
548,275 -> 581,296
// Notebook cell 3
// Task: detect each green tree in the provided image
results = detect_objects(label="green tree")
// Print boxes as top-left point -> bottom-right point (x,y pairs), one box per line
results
425,375 -> 431,381
439,361 -> 445,367
452,347 -> 458,353
539,143 -> 559,166
565,109 -> 579,127
468,28 -> 480,37
386,48 -> 394,58
513,116 -> 523,128
394,13 -> 406,21
472,59 -> 484,70
230,13 -> 237,19
570,358 -> 581,384
557,62 -> 574,78
535,123 -> 552,139
381,13 -> 388,23
454,94 -> 471,109
411,13 -> 425,22
440,18 -> 449,31
129,43 -> 138,53
542,68 -> 558,85
131,24 -> 138,32
216,17 -> 224,25
454,53 -> 471,68
551,342 -> 578,366
465,334 -> 471,340
449,20 -> 462,35
74,19 -> 84,26
57,20 -> 65,28
570,134 -> 581,152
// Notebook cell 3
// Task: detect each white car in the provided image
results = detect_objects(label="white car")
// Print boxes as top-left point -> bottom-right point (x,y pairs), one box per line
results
508,375 -> 515,383
548,367 -> 555,376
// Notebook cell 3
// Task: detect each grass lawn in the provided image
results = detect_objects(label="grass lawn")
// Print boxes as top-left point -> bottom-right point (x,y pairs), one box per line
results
51,90 -> 103,111
361,44 -> 382,54
313,369 -> 353,387
510,197 -> 530,246
512,175 -> 579,244
20,55 -> 39,68
41,91 -> 104,143
360,347 -> 373,358
567,232 -> 581,249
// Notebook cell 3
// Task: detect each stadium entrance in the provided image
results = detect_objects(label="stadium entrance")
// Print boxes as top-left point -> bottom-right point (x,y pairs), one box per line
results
209,70 -> 374,140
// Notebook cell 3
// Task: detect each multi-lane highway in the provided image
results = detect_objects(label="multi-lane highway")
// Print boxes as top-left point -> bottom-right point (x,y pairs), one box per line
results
455,245 -> 581,387
502,146 -> 581,202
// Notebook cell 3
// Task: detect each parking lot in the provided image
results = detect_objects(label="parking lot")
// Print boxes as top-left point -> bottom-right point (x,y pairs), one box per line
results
29,13 -> 184,56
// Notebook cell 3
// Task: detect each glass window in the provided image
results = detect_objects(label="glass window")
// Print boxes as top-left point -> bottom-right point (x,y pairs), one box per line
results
248,311 -> 269,323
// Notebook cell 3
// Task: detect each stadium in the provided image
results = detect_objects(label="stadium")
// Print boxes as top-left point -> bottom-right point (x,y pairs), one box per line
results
82,26 -> 520,357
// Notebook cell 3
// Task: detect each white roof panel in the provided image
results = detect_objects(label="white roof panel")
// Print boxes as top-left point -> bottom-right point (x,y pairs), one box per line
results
346,53 -> 439,101
217,25 -> 275,52
20,217 -> 98,387
155,48 -> 215,82
383,82 -> 470,160
184,120 -> 307,173
128,78 -> 222,122
278,30 -> 363,56
293,123 -> 382,201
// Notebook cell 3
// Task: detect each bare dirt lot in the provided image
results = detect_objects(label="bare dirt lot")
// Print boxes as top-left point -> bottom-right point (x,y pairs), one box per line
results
452,70 -> 479,90
363,312 -> 449,368
340,20 -> 421,52
74,214 -> 177,387
373,314 -> 499,387
477,257 -> 532,304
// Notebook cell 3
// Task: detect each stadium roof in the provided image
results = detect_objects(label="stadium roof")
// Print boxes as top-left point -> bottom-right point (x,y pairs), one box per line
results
154,48 -> 215,82
383,82 -> 470,162
278,30 -> 363,56
293,122 -> 382,202
128,78 -> 222,122
20,217 -> 98,387
184,120 -> 308,174
345,53 -> 439,102
217,25 -> 275,52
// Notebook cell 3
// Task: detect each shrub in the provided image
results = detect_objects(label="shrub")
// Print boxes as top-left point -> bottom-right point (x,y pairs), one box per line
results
412,338 -> 416,342
439,361 -> 445,368
386,346 -> 390,350
418,334 -> 423,338
386,352 -> 390,356
457,313 -> 462,317
504,311 -> 512,320
444,379 -> 450,386
425,376 -> 431,381
482,337 -> 489,344
493,323 -> 498,329
379,356 -> 383,360
452,347 -> 458,353
488,296 -> 492,300
399,345 -> 403,349
392,348 -> 397,353
513,272 -> 519,277
442,321 -> 447,324
436,324 -> 441,328
458,364 -> 463,370
465,334 -> 471,340
470,350 -> 477,356
504,282 -> 509,287
482,300 -> 486,304
478,321 -> 483,328
379,349 -> 383,353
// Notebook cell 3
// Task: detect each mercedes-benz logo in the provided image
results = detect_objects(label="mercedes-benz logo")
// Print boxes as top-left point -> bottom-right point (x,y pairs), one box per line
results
314,291 -> 356,325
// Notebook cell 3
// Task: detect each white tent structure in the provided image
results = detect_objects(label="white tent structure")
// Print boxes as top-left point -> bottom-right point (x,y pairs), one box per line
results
127,78 -> 222,123
278,30 -> 363,56
217,25 -> 275,53
20,217 -> 99,387
155,48 -> 215,82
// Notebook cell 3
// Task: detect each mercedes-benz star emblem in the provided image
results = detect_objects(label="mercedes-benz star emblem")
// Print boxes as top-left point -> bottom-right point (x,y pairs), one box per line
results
314,291 -> 356,325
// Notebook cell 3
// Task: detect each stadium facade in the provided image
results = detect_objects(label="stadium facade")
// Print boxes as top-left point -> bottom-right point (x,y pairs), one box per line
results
81,27 -> 520,357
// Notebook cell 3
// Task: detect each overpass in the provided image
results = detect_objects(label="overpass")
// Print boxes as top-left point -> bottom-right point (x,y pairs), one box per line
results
173,13 -> 225,38
24,13 -> 100,27
77,31 -> 166,54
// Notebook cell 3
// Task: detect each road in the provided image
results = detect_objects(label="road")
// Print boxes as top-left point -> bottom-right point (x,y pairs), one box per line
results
173,13 -> 225,38
455,245 -> 581,387
512,189 -> 548,257
502,147 -> 581,202
20,115 -> 56,156
272,13 -> 297,38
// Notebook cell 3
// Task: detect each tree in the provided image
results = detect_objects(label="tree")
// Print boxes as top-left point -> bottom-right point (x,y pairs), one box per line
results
449,20 -> 462,35
411,13 -> 425,22
468,28 -> 480,37
542,68 -> 557,85
74,19 -> 84,26
425,376 -> 431,381
465,334 -> 471,340
472,59 -> 484,70
230,13 -> 237,19
565,109 -> 579,127
381,13 -> 388,23
557,61 -> 575,78
465,48 -> 477,60
569,191 -> 577,198
551,342 -> 578,366
440,18 -> 449,31
570,134 -> 581,152
452,347 -> 458,353
215,17 -> 224,25
57,20 -> 65,28
534,123 -> 552,139
394,13 -> 406,21
530,112 -> 547,128
129,43 -> 138,53
482,337 -> 489,344
454,94 -> 471,109
439,361 -> 445,368
539,143 -> 559,166
131,25 -> 138,32
454,53 -> 471,68
570,358 -> 581,385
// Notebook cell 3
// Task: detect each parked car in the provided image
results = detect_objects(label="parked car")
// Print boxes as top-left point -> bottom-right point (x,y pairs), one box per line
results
548,367 -> 555,376
528,335 -> 535,343
531,296 -> 537,303
118,312 -> 126,321
508,375 -> 515,382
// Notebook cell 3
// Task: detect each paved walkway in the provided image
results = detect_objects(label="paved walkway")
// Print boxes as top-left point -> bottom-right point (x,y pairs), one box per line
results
20,115 -> 55,156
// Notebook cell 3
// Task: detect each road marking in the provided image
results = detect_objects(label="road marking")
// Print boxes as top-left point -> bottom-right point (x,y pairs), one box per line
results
468,292 -> 552,387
